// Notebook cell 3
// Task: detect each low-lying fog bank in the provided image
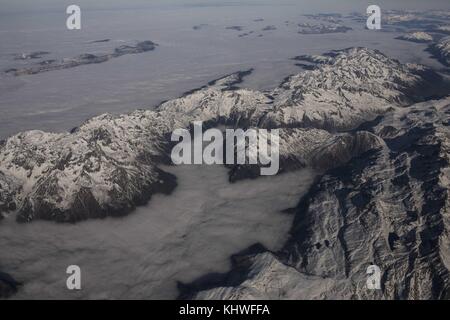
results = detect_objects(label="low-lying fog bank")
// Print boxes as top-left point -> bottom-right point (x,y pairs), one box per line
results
0,164 -> 316,299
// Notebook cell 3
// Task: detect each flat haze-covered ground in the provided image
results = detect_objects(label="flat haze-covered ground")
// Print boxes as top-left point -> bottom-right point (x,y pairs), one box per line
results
0,2 -> 446,138
0,165 -> 315,299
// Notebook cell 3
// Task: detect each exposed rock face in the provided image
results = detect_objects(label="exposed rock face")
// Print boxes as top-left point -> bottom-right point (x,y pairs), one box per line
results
428,37 -> 450,67
179,97 -> 450,300
13,51 -> 50,60
0,113 -> 176,223
228,128 -> 384,182
396,32 -> 434,43
435,25 -> 450,34
262,25 -> 277,31
0,48 -> 447,224
297,23 -> 351,34
0,171 -> 19,217
0,271 -> 20,299
303,13 -> 343,24
5,41 -> 157,76
226,26 -> 244,31
160,48 -> 445,131
264,48 -> 445,130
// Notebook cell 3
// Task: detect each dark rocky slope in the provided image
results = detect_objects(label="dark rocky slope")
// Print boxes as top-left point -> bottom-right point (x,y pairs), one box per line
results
179,98 -> 450,300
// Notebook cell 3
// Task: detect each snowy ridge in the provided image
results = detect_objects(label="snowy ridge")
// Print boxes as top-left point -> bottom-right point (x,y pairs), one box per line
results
228,128 -> 384,182
267,48 -> 440,130
0,171 -> 19,216
429,37 -> 450,67
5,41 -> 158,76
0,113 -> 176,222
180,97 -> 450,300
0,48 -> 446,223
396,32 -> 434,43
160,48 -> 441,132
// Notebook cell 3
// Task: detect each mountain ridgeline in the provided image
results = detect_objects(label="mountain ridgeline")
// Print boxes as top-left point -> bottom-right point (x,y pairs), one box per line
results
1,47 -> 450,299
0,47 -> 447,224
179,98 -> 450,299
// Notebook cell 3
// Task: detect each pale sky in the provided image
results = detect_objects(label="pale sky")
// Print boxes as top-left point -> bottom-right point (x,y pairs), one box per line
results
1,0 -> 450,14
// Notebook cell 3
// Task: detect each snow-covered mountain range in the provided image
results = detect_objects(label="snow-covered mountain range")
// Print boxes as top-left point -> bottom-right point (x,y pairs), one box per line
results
0,48 -> 447,224
180,97 -> 450,300
396,32 -> 434,43
1,47 -> 450,299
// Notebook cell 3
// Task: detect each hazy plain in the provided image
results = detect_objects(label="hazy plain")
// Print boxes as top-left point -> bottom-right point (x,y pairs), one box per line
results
0,2 -> 445,138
